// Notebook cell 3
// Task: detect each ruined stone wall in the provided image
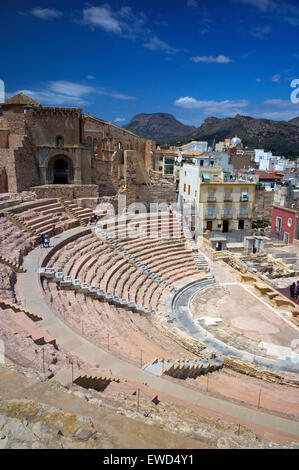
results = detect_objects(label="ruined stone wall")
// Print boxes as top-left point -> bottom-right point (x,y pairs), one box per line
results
0,149 -> 15,192
83,116 -> 154,170
253,189 -> 275,221
14,135 -> 40,191
0,106 -> 27,135
29,108 -> 82,147
223,356 -> 299,387
30,184 -> 99,200
0,129 -> 9,148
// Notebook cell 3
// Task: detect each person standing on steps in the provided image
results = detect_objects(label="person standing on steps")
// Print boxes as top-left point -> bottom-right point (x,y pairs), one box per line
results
38,234 -> 44,248
290,282 -> 296,299
51,224 -> 56,237
43,233 -> 50,248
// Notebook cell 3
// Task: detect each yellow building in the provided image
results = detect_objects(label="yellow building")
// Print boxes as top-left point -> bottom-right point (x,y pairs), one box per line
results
178,164 -> 256,234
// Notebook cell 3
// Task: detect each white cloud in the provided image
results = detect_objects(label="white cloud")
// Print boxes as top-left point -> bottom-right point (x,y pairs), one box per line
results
252,99 -> 299,120
82,5 -> 122,33
82,4 -> 148,38
81,5 -> 179,55
187,0 -> 198,7
191,55 -> 231,64
250,25 -> 271,39
115,117 -> 126,123
256,77 -> 262,82
31,7 -> 62,20
144,36 -> 178,55
10,88 -> 88,107
49,81 -> 94,97
9,80 -> 136,107
87,75 -> 95,80
174,96 -> 249,115
232,0 -> 299,26
175,95 -> 299,121
232,0 -> 272,12
271,74 -> 281,82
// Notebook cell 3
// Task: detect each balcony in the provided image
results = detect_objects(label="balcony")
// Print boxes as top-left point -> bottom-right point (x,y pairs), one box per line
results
207,197 -> 216,202
240,195 -> 249,202
205,212 -> 216,219
237,212 -> 249,219
220,211 -> 233,219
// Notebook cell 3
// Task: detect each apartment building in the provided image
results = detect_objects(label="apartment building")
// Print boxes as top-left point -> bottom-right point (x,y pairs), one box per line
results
178,163 -> 256,234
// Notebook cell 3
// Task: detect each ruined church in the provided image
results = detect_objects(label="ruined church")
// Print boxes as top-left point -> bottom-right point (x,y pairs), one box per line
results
0,93 -> 164,205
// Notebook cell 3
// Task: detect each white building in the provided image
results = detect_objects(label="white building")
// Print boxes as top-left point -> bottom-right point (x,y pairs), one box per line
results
180,141 -> 208,153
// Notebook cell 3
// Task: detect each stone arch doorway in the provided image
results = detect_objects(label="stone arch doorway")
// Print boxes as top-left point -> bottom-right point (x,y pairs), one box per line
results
48,155 -> 73,184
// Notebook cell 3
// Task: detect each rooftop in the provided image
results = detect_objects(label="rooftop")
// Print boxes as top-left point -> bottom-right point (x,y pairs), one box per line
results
2,92 -> 39,106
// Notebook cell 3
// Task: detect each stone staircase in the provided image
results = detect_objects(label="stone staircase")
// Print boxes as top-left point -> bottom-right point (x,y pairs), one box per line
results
192,252 -> 209,272
143,354 -> 222,379
0,297 -> 42,322
2,211 -> 37,236
39,267 -> 156,315
94,227 -> 178,294
59,200 -> 94,226
52,367 -> 120,390
0,255 -> 26,273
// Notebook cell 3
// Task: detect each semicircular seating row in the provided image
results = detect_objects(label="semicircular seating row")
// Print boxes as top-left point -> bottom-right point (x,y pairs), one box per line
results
43,220 -> 204,365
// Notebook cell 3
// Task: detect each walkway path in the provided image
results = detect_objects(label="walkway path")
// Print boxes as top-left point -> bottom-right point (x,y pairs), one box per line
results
15,227 -> 299,440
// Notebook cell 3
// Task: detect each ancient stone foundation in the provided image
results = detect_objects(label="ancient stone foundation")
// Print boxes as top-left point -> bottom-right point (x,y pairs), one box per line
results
30,184 -> 99,200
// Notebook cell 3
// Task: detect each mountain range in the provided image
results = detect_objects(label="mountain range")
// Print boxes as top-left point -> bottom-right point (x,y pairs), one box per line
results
124,113 -> 299,157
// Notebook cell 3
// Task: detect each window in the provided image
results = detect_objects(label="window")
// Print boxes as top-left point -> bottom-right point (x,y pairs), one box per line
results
284,232 -> 290,244
240,205 -> 247,216
207,206 -> 214,218
241,189 -> 248,201
200,160 -> 204,166
275,216 -> 282,232
195,190 -> 197,197
188,185 -> 191,195
223,205 -> 231,217
184,183 -> 186,192
93,139 -> 98,150
224,189 -> 232,201
56,136 -> 63,147
86,136 -> 92,147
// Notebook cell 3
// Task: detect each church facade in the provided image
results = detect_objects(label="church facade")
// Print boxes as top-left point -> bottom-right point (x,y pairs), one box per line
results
0,93 -> 154,199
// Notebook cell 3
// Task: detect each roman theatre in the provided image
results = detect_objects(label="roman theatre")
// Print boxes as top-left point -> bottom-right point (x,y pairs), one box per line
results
0,94 -> 298,447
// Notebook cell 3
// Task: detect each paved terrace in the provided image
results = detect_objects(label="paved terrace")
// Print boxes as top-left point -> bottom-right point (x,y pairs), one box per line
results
15,226 -> 299,440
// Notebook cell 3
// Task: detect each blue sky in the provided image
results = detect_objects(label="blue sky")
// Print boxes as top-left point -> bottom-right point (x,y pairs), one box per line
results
1,0 -> 299,126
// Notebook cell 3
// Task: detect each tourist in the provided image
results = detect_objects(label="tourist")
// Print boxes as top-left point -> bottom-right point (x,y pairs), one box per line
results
51,224 -> 56,237
89,215 -> 93,225
290,282 -> 296,299
38,234 -> 44,248
43,233 -> 50,248
94,214 -> 98,224
295,281 -> 299,302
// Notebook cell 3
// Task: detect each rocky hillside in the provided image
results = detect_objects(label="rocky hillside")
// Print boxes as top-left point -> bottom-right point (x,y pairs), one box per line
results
123,113 -> 195,140
189,114 -> 299,157
124,113 -> 299,157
